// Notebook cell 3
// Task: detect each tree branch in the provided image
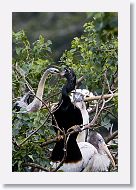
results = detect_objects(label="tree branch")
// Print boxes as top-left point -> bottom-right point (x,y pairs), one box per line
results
84,92 -> 118,102
41,137 -> 58,147
23,162 -> 49,172
51,129 -> 69,172
14,63 -> 35,94
76,76 -> 85,88
105,130 -> 118,144
19,113 -> 50,146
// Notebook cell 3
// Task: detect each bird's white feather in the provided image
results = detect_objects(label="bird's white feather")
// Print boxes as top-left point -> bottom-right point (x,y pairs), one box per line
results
50,160 -> 84,172
83,153 -> 110,172
51,142 -> 97,172
76,101 -> 89,143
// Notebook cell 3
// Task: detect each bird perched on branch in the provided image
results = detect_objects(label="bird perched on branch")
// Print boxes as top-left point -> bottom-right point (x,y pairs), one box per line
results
13,67 -> 60,113
71,92 -> 115,171
50,67 -> 115,172
83,131 -> 115,171
51,67 -> 83,162
72,92 -> 89,142
51,127 -> 115,172
70,88 -> 96,113
70,89 -> 94,101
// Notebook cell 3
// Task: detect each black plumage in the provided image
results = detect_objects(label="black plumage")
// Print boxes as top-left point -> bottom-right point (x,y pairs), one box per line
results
50,68 -> 115,172
51,67 -> 83,162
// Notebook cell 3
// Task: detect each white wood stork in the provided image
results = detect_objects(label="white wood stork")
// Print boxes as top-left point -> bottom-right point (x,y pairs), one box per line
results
13,67 -> 60,113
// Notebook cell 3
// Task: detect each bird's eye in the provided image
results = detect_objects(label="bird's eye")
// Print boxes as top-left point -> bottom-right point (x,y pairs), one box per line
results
86,95 -> 90,98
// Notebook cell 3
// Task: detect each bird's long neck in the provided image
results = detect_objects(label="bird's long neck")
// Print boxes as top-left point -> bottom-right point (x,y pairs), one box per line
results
62,75 -> 76,99
76,102 -> 89,142
35,70 -> 49,100
77,130 -> 86,142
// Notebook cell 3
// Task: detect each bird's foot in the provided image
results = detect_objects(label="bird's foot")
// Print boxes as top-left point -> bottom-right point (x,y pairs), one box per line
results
67,125 -> 82,133
56,135 -> 64,141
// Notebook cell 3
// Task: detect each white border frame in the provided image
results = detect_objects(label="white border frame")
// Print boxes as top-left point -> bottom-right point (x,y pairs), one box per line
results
0,0 -> 130,185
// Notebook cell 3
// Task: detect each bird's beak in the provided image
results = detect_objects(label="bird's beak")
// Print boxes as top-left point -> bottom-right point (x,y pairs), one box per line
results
100,142 -> 115,168
59,70 -> 66,77
52,68 -> 60,74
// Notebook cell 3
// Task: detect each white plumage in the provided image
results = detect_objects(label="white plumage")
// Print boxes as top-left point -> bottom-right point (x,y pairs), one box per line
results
51,142 -> 97,172
72,92 -> 89,142
51,134 -> 115,172
13,67 -> 60,113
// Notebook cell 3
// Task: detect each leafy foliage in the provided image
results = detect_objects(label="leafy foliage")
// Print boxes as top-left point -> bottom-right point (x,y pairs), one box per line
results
12,16 -> 118,172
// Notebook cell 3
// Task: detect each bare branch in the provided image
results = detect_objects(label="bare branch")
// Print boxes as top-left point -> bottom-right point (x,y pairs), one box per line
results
103,108 -> 118,120
12,138 -> 20,150
14,63 -> 35,94
19,113 -> 50,146
84,93 -> 118,102
89,102 -> 99,125
105,130 -> 118,144
41,137 -> 58,147
32,95 -> 63,134
23,162 -> 49,172
51,129 -> 69,172
76,76 -> 84,88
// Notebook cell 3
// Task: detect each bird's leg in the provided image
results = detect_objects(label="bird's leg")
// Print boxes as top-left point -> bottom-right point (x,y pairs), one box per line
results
67,125 -> 82,133
56,130 -> 63,141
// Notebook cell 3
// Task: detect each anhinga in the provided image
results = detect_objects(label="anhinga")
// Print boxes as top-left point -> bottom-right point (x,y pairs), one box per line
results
51,67 -> 83,163
50,67 -> 115,172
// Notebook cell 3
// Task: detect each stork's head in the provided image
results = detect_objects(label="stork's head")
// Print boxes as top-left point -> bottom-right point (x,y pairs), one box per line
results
71,92 -> 85,110
73,92 -> 84,102
88,131 -> 115,168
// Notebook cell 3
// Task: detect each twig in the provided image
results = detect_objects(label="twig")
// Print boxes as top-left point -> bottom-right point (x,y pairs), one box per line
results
84,93 -> 118,102
44,91 -> 61,102
32,95 -> 63,134
103,104 -> 115,110
88,99 -> 106,127
42,93 -> 118,112
41,137 -> 58,147
90,102 -> 99,125
14,63 -> 35,94
105,130 -> 118,144
19,113 -> 50,146
51,129 -> 69,172
76,76 -> 84,88
12,138 -> 20,150
40,120 -> 116,149
104,70 -> 115,103
43,76 -> 84,102
103,108 -> 118,120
